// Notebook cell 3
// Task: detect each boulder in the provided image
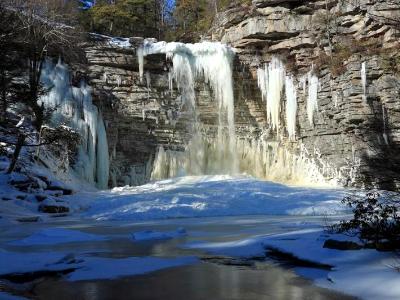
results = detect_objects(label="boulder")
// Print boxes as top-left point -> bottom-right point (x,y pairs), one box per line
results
323,239 -> 363,250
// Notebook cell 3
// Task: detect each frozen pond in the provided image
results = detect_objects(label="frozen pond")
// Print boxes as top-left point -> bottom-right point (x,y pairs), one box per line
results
0,215 -> 355,299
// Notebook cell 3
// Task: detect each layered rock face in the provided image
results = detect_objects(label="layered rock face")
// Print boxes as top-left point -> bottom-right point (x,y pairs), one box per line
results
210,0 -> 400,190
83,0 -> 400,190
84,38 -> 268,187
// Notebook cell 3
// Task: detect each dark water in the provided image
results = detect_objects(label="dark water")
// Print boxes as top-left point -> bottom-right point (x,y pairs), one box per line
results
33,262 -> 355,300
1,215 -> 356,300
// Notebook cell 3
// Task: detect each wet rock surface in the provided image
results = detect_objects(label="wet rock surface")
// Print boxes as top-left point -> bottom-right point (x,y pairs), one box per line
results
38,204 -> 70,214
323,239 -> 363,250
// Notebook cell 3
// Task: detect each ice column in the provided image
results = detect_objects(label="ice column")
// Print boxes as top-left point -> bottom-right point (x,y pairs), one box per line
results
257,58 -> 285,132
257,64 -> 268,102
267,58 -> 285,132
137,46 -> 144,83
382,105 -> 389,145
285,75 -> 297,140
307,72 -> 319,126
361,62 -> 367,101
40,59 -> 110,189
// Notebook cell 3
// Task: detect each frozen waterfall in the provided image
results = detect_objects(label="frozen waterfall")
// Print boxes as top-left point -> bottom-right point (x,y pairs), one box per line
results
39,59 -> 110,189
138,43 -> 330,186
138,40 -> 238,178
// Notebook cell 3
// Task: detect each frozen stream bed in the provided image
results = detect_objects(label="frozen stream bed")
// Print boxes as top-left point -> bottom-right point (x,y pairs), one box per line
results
0,215 -> 355,300
0,175 -> 399,299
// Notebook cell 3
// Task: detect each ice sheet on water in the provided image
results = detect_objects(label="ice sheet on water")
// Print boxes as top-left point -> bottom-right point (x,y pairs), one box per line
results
67,256 -> 198,281
185,228 -> 400,300
0,249 -> 198,282
0,250 -> 78,275
8,228 -> 107,246
132,228 -> 187,241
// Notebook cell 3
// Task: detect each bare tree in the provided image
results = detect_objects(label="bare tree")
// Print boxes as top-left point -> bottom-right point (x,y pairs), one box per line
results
3,0 -> 81,130
0,3 -> 19,123
0,1 -> 83,173
0,118 -> 80,174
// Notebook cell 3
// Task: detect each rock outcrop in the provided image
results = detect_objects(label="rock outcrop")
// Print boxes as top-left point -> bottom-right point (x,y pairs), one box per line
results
210,0 -> 400,190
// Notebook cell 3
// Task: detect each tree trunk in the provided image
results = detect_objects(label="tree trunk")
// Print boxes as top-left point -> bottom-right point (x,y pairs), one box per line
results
6,134 -> 26,174
0,69 -> 7,123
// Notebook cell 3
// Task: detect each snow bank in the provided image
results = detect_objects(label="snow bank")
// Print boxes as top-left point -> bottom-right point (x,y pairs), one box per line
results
8,228 -> 106,246
76,175 -> 348,221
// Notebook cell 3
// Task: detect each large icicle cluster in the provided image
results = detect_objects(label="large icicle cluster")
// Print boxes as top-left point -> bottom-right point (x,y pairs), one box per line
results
256,58 -> 321,133
138,41 -> 235,121
256,57 -> 298,139
40,59 -> 110,189
139,40 -> 238,177
257,58 -> 285,132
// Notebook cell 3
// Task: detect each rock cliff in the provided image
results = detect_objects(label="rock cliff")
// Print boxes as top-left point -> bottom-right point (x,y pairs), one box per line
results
83,0 -> 400,190
209,0 -> 400,190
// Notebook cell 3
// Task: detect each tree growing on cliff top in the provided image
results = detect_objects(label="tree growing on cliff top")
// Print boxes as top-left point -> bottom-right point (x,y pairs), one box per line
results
171,0 -> 251,41
79,0 -> 172,38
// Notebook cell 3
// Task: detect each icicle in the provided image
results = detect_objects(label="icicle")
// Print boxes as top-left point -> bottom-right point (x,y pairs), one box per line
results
257,64 -> 268,101
257,57 -> 285,132
96,112 -> 110,189
285,75 -> 297,140
137,46 -> 144,83
307,72 -> 319,126
116,75 -> 122,87
145,71 -> 151,99
299,75 -> 307,96
382,105 -> 389,145
145,71 -> 151,89
168,69 -> 173,94
361,62 -> 367,101
266,58 -> 285,132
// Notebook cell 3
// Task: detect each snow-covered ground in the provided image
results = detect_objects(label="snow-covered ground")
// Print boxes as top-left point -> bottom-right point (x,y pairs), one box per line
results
1,174 -> 399,300
68,175 -> 350,221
